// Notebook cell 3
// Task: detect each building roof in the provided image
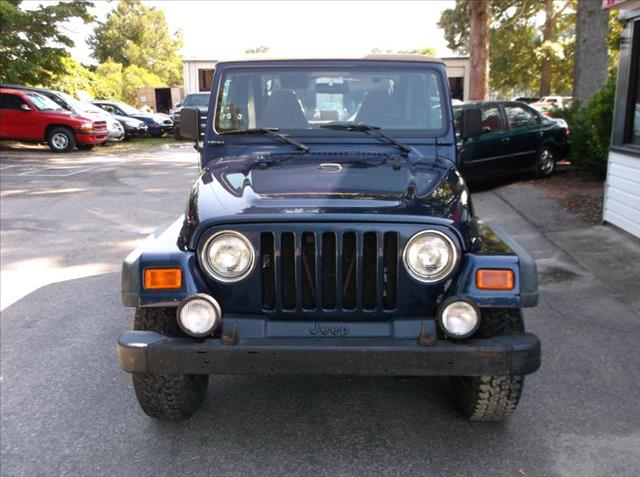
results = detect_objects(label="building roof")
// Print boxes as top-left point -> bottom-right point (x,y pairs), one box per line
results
185,54 -> 445,65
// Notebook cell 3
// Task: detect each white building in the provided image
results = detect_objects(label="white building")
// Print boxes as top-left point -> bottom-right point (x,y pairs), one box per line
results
182,57 -> 471,100
603,0 -> 640,238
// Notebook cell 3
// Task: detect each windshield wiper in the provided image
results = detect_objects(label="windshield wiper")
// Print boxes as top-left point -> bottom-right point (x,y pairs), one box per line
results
221,128 -> 309,153
320,123 -> 414,155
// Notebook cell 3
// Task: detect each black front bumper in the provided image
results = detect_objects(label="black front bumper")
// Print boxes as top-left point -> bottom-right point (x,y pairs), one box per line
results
117,331 -> 541,376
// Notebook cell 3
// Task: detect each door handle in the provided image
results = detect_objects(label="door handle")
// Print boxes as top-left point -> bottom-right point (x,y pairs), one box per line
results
501,137 -> 510,142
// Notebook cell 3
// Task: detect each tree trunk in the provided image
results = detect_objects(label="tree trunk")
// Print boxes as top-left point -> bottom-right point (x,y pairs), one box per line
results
539,0 -> 554,97
573,0 -> 610,101
469,0 -> 491,100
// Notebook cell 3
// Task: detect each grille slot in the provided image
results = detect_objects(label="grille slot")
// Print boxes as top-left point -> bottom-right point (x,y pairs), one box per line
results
321,233 -> 337,309
281,232 -> 296,309
383,232 -> 398,310
363,233 -> 377,309
261,230 -> 398,314
301,232 -> 316,309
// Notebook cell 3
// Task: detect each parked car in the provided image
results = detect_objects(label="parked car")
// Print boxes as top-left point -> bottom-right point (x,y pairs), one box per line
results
511,96 -> 540,104
92,100 -> 173,137
0,87 -> 108,152
530,96 -> 573,116
170,92 -> 209,139
453,101 -> 570,181
0,85 -> 124,143
117,55 -> 541,422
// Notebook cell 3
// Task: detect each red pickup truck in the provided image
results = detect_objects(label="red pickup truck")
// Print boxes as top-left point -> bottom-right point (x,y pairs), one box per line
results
0,87 -> 108,152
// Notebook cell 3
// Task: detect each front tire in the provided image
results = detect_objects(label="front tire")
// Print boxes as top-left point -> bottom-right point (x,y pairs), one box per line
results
173,127 -> 182,140
47,127 -> 76,153
450,309 -> 526,421
533,146 -> 555,178
131,307 -> 208,421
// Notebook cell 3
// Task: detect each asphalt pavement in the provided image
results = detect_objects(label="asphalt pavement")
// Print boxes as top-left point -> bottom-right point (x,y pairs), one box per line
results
1,143 -> 639,477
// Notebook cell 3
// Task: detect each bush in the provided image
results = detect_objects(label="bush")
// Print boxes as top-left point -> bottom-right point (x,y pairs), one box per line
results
557,77 -> 616,178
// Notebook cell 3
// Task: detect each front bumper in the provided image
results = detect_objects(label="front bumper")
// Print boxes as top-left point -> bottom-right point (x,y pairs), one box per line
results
124,126 -> 148,138
117,331 -> 540,376
76,132 -> 108,144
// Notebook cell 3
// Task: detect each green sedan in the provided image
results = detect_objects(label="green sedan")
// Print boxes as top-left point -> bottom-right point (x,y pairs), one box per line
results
454,101 -> 570,181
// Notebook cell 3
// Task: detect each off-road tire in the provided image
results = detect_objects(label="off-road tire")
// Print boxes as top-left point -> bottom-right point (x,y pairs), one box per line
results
131,307 -> 209,421
77,144 -> 95,151
533,145 -> 556,178
47,127 -> 76,153
450,309 -> 526,421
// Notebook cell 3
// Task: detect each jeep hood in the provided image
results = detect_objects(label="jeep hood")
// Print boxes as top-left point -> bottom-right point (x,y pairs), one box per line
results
182,152 -> 471,248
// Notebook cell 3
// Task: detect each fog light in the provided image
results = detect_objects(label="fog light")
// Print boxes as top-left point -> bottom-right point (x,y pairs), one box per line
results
438,299 -> 480,339
177,294 -> 222,337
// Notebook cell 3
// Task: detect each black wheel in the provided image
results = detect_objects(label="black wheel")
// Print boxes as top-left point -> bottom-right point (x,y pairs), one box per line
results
47,127 -> 76,153
77,144 -> 95,151
533,146 -> 555,178
173,127 -> 182,140
450,309 -> 526,421
131,307 -> 208,421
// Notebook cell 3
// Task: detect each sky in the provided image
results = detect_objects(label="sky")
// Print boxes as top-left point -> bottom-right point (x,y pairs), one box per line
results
40,0 -> 458,64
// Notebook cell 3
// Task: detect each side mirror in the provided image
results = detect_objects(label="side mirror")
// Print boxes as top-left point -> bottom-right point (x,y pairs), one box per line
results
181,106 -> 202,152
20,104 -> 31,111
180,107 -> 201,140
462,108 -> 482,140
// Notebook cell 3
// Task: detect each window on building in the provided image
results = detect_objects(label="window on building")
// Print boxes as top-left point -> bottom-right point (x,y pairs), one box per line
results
199,69 -> 214,92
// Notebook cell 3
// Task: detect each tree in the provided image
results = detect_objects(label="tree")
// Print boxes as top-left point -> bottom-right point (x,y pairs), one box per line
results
0,0 -> 93,85
468,0 -> 491,100
88,0 -> 183,85
538,0 -> 573,96
439,0 -> 576,97
573,0 -> 610,101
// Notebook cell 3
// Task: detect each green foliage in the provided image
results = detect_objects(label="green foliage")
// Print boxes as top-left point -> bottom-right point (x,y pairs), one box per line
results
120,65 -> 163,105
371,47 -> 437,56
557,76 -> 616,177
48,57 -> 96,97
88,0 -> 183,85
46,58 -> 162,106
0,0 -> 93,85
398,47 -> 437,56
245,46 -> 270,54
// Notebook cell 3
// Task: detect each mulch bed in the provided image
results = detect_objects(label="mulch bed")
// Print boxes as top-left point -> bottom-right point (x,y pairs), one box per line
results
528,162 -> 605,225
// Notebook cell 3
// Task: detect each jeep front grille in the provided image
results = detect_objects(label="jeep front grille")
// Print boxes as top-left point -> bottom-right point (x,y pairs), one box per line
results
260,231 -> 398,313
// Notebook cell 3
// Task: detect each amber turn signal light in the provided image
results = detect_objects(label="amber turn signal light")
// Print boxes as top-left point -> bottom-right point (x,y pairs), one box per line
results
476,269 -> 514,290
144,268 -> 183,289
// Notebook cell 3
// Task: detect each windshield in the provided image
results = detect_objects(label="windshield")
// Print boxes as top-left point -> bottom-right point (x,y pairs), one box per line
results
26,93 -> 64,111
184,93 -> 210,107
113,102 -> 140,115
58,93 -> 105,115
215,67 -> 445,133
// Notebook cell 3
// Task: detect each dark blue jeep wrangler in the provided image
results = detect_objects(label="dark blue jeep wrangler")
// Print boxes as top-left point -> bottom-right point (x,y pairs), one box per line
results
117,55 -> 540,421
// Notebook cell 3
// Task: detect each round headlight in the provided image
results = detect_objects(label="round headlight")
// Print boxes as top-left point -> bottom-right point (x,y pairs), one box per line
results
438,299 -> 480,339
403,230 -> 458,283
201,231 -> 255,282
177,294 -> 222,337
